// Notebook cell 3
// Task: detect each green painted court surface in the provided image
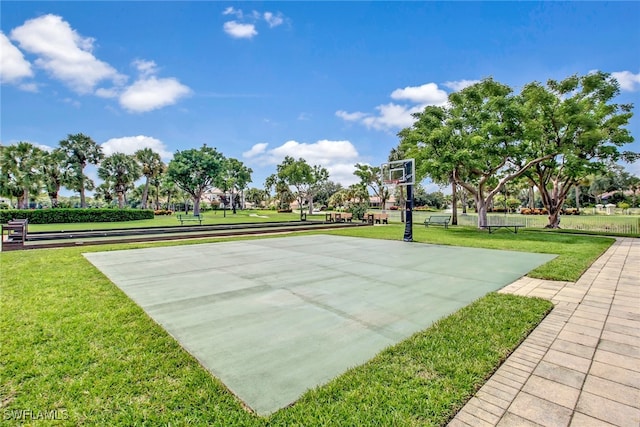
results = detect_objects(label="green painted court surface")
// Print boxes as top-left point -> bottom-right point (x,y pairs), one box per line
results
84,235 -> 555,415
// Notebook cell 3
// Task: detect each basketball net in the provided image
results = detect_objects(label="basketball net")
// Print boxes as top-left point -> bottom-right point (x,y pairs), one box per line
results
383,179 -> 399,195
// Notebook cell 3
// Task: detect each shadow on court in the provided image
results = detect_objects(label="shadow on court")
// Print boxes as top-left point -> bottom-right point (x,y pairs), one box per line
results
84,235 -> 555,415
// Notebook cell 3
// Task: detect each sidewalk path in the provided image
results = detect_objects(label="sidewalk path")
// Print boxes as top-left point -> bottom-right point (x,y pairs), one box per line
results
449,237 -> 640,427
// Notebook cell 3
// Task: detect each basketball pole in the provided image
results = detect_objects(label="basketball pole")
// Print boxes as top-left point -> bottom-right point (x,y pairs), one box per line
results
403,182 -> 413,242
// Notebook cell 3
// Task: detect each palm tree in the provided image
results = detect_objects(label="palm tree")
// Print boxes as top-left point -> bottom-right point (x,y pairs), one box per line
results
59,133 -> 104,208
160,176 -> 178,211
0,142 -> 45,208
134,148 -> 164,209
94,182 -> 114,206
98,153 -> 142,208
41,148 -> 69,208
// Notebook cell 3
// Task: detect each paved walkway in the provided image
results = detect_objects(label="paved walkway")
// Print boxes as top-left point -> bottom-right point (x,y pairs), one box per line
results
449,237 -> 640,427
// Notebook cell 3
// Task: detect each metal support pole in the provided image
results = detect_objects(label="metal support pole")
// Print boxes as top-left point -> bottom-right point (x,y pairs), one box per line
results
403,184 -> 413,242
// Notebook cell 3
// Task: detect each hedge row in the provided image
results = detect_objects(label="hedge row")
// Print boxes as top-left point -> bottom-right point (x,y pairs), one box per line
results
0,209 -> 154,224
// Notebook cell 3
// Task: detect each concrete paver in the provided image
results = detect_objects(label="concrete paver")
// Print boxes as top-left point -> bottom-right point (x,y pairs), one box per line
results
449,237 -> 640,427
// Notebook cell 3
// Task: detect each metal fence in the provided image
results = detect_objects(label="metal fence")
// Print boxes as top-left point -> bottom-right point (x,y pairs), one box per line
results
384,210 -> 640,235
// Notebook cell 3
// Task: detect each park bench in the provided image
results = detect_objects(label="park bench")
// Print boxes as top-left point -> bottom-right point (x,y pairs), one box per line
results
335,212 -> 353,222
364,213 -> 388,224
482,224 -> 525,234
424,215 -> 451,229
325,212 -> 352,222
176,214 -> 204,225
1,218 -> 28,251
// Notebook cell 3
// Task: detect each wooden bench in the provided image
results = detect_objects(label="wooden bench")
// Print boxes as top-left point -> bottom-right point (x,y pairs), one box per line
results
2,218 -> 28,251
424,215 -> 451,229
483,224 -> 525,234
335,212 -> 353,222
364,213 -> 388,224
325,212 -> 352,222
176,214 -> 204,225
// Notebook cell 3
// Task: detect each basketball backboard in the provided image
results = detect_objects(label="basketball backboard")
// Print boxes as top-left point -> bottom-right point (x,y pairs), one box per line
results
380,158 -> 415,187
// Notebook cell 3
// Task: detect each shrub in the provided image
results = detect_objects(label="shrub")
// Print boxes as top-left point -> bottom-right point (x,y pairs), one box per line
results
389,205 -> 399,210
0,209 -> 154,224
154,209 -> 173,216
346,203 -> 368,220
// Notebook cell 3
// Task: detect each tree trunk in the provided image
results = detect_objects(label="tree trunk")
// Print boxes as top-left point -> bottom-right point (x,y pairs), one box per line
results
462,190 -> 468,214
231,191 -> 237,214
21,188 -> 29,209
539,178 -> 568,228
451,180 -> 458,225
80,186 -> 87,208
476,196 -> 488,228
574,185 -> 581,210
117,191 -> 125,209
193,197 -> 201,216
49,193 -> 59,208
528,186 -> 535,209
546,207 -> 561,228
141,178 -> 150,209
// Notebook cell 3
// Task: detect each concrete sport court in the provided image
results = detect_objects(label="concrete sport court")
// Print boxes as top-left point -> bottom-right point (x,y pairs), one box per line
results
84,235 -> 555,415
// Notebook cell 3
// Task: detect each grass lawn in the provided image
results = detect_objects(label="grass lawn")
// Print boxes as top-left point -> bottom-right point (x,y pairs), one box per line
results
325,224 -> 614,282
1,225 -> 611,425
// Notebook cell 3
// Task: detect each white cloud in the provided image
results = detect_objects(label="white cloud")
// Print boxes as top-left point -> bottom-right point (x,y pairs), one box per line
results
362,103 -> 424,130
223,21 -> 258,39
242,139 -> 362,185
222,7 -> 286,39
119,76 -> 191,113
335,110 -> 367,122
443,79 -> 480,92
264,12 -> 284,28
0,32 -> 33,84
223,7 -> 243,18
18,82 -> 38,92
612,70 -> 640,92
391,83 -> 448,105
132,59 -> 158,78
9,14 -> 124,94
95,87 -> 119,98
242,142 -> 268,158
102,135 -> 173,160
336,81 -> 453,131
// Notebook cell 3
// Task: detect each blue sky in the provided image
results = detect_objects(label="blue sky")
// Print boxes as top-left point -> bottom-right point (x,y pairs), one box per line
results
2,1 -> 639,194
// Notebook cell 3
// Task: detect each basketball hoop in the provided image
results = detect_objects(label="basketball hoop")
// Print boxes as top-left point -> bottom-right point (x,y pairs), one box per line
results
383,179 -> 399,193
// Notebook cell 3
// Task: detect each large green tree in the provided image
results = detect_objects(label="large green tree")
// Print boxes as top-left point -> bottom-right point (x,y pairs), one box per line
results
219,158 -> 253,213
353,164 -> 390,211
166,145 -> 225,216
0,142 -> 45,209
520,72 -> 636,227
98,153 -> 142,208
135,148 -> 164,210
399,79 -> 555,228
268,156 -> 329,218
59,133 -> 104,208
